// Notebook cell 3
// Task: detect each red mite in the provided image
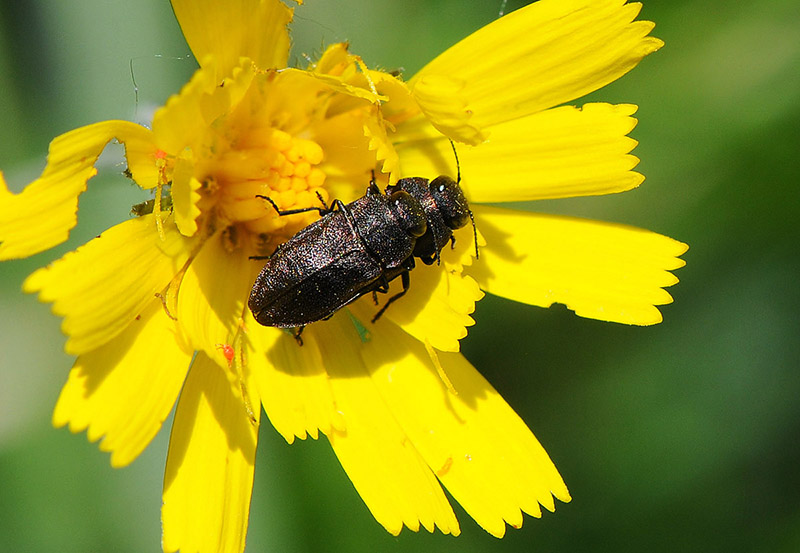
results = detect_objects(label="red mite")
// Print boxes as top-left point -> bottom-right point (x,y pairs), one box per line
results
215,343 -> 235,367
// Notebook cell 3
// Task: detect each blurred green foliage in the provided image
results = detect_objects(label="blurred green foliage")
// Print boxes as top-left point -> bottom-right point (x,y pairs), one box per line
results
1,1 -> 798,552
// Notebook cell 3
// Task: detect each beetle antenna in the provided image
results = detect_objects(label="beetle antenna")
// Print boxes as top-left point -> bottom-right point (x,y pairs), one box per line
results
469,209 -> 479,260
448,140 -> 461,184
447,140 -> 477,259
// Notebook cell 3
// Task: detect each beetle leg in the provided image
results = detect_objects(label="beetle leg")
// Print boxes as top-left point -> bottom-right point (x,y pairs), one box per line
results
292,326 -> 305,346
368,171 -> 381,196
257,195 -> 332,216
372,270 -> 411,323
375,273 -> 391,293
331,199 -> 348,213
369,271 -> 392,304
314,190 -> 330,211
249,242 -> 284,261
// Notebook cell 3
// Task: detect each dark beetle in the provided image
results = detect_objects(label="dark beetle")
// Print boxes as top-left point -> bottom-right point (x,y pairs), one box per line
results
248,172 -> 475,340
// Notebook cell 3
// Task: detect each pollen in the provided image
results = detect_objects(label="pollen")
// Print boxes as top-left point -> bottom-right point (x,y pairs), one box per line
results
212,127 -> 328,247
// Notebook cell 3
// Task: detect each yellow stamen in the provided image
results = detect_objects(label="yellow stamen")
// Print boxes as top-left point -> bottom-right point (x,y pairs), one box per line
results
424,339 -> 458,396
225,319 -> 257,426
207,126 -> 328,251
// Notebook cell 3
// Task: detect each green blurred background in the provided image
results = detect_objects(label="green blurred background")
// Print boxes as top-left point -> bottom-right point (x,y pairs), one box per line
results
1,0 -> 798,551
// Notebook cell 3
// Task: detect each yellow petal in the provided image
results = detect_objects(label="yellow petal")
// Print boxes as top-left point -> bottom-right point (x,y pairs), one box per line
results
170,0 -> 296,79
124,135 -> 162,190
364,115 -> 400,177
246,312 -> 345,443
162,352 -> 260,553
410,0 -> 663,128
306,44 -> 385,105
353,224 -> 483,353
171,150 -> 202,236
23,215 -> 191,355
52,299 -> 192,467
0,121 -> 155,260
301,71 -> 386,107
468,205 -> 688,325
366,69 -> 420,129
176,232 -> 258,362
315,315 -> 461,536
362,319 -> 569,537
152,58 -> 256,156
410,74 -> 487,146
313,109 -> 376,187
397,103 -> 643,202
312,42 -> 354,76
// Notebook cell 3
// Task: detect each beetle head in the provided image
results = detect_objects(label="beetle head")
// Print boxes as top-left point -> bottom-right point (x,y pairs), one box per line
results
429,175 -> 471,230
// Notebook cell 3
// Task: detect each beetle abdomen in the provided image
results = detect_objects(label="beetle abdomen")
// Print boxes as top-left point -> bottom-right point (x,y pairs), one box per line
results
250,250 -> 384,327
248,210 -> 385,327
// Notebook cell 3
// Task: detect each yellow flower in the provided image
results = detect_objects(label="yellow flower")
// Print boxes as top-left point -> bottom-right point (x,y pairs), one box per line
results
0,0 -> 687,551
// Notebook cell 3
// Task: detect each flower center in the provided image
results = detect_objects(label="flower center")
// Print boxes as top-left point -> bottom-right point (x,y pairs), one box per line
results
210,126 -> 328,254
